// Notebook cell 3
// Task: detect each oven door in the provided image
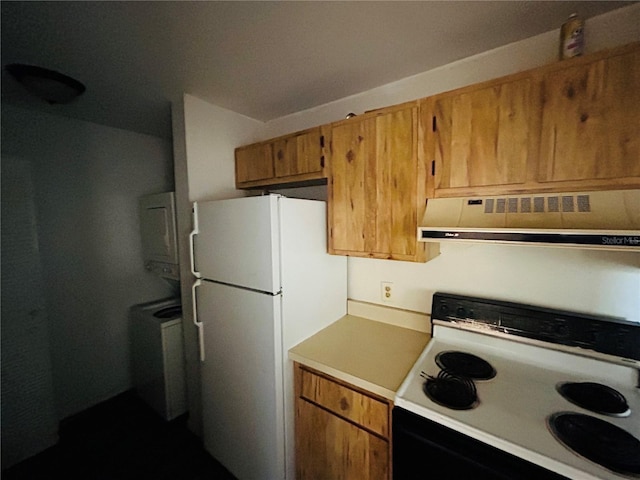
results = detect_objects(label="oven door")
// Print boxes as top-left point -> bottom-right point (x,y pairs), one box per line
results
393,407 -> 568,480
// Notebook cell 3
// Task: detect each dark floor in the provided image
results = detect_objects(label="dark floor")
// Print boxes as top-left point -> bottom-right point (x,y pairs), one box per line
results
2,390 -> 237,480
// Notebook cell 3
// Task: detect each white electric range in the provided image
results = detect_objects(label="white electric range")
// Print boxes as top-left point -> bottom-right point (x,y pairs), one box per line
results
394,293 -> 640,480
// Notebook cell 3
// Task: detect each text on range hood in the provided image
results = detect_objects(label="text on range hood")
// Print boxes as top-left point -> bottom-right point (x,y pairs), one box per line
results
418,189 -> 640,251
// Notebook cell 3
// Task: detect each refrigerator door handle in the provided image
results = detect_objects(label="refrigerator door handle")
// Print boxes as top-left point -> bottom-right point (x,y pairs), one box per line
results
189,202 -> 202,278
191,279 -> 205,362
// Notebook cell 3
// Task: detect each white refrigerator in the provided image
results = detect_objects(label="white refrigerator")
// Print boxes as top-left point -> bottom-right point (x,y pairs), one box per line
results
190,194 -> 347,480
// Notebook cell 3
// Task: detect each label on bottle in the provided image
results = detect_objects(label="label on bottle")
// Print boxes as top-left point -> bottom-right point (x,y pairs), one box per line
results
560,15 -> 584,59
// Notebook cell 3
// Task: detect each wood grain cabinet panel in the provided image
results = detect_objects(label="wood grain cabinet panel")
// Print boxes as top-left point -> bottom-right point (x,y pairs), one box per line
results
328,103 -> 437,262
294,364 -> 391,480
235,142 -> 274,185
235,127 -> 327,189
300,368 -> 389,438
537,46 -> 640,185
328,113 -> 371,254
274,127 -> 324,178
425,42 -> 640,198
431,76 -> 533,191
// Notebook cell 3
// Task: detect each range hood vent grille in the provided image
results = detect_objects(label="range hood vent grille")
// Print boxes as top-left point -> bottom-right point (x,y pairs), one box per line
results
480,193 -> 593,215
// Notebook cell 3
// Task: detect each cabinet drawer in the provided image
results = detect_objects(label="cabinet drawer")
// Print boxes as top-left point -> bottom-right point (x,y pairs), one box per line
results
299,368 -> 389,438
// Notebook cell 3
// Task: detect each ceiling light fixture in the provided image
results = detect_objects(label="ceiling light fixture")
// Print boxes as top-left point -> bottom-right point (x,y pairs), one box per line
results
5,63 -> 86,104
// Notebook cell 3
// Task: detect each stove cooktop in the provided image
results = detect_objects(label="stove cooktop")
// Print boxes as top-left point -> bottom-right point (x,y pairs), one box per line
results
395,293 -> 640,480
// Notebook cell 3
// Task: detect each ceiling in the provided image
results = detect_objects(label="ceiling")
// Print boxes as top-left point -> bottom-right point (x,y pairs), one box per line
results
1,1 -> 634,139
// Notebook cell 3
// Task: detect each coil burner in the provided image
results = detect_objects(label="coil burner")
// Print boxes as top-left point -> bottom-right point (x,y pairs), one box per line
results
557,382 -> 630,417
548,412 -> 640,477
435,351 -> 496,380
421,370 -> 479,410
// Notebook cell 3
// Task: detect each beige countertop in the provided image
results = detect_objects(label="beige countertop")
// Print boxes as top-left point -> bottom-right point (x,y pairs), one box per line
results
289,310 -> 431,401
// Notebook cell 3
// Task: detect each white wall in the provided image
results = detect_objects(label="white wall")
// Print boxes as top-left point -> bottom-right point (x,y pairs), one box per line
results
349,245 -> 640,321
172,93 -> 264,434
264,4 -> 640,322
1,104 -> 176,422
1,156 -> 58,468
182,94 -> 265,202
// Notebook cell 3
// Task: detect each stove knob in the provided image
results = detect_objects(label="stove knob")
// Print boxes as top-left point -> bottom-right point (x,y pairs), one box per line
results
456,307 -> 466,318
439,304 -> 449,316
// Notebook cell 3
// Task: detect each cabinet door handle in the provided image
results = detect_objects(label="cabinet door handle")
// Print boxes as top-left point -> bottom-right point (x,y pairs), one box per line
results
431,160 -> 436,176
432,116 -> 437,132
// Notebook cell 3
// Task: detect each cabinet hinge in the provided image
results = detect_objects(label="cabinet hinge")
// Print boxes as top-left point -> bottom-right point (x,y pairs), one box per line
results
432,116 -> 437,132
431,160 -> 435,176
320,135 -> 325,148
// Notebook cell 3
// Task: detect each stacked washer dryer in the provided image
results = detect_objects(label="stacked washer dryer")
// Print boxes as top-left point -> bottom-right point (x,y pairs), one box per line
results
131,191 -> 186,421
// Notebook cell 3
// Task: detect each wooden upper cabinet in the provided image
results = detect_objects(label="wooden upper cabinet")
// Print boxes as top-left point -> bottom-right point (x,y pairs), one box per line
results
235,127 -> 327,189
426,42 -> 640,198
328,103 -> 437,262
274,127 -> 324,178
235,142 -> 274,185
329,113 -> 370,254
537,45 -> 640,185
430,75 -> 534,194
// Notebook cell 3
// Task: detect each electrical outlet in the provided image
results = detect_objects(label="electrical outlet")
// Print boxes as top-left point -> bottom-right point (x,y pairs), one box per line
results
381,282 -> 393,303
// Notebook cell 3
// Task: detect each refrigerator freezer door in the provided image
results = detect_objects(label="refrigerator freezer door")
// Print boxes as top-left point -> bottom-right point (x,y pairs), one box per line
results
197,280 -> 285,480
193,195 -> 280,294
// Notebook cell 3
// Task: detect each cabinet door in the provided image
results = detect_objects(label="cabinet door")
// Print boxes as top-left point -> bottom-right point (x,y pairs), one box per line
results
295,366 -> 390,480
329,114 -> 372,254
538,47 -> 640,183
235,142 -> 274,185
274,128 -> 323,178
329,105 -> 426,261
432,76 -> 533,193
296,398 -> 389,480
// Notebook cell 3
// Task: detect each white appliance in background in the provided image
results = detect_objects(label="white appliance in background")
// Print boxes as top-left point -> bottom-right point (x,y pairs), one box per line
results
190,194 -> 347,480
138,192 -> 179,280
130,298 -> 187,421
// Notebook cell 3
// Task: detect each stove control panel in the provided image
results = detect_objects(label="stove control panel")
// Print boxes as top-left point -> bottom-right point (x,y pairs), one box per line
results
432,292 -> 640,362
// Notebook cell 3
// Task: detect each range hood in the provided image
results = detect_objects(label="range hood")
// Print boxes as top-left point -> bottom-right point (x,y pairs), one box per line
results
418,189 -> 640,251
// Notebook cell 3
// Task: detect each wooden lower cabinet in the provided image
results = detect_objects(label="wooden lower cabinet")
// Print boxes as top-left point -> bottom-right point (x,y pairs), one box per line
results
294,363 -> 392,480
